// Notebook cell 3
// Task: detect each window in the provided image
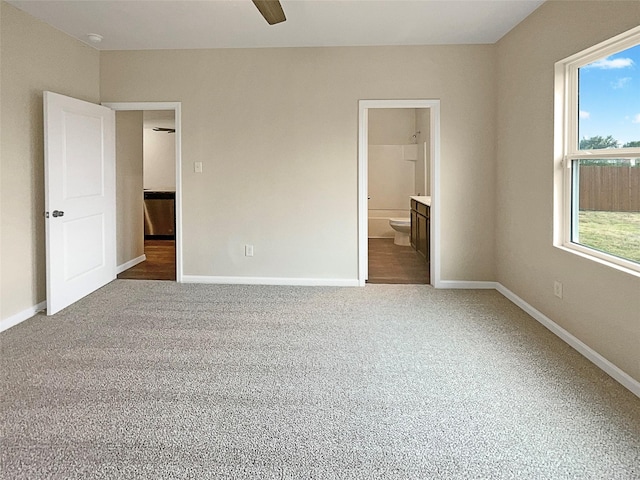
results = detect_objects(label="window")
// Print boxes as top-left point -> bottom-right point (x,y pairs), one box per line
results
555,27 -> 640,275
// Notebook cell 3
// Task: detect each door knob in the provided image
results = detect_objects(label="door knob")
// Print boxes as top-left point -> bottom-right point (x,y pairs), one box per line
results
52,210 -> 64,217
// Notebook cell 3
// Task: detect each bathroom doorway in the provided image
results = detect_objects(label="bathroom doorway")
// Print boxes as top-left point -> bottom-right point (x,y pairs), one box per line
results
358,99 -> 441,287
104,101 -> 183,282
366,107 -> 429,284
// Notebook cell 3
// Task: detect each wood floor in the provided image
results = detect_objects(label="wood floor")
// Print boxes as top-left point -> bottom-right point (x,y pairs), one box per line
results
367,238 -> 429,284
117,238 -> 427,284
117,240 -> 176,281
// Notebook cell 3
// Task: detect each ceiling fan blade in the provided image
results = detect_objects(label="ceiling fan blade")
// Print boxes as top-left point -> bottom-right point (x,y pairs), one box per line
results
252,0 -> 286,25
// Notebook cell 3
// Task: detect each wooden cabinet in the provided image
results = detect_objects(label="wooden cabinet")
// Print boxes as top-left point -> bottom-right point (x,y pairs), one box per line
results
417,212 -> 428,259
410,208 -> 418,249
410,199 -> 430,262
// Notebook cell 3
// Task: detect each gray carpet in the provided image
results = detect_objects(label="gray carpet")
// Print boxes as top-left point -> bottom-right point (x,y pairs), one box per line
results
1,281 -> 639,479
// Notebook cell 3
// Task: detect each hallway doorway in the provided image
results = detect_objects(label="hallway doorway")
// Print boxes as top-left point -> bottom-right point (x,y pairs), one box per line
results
104,101 -> 182,282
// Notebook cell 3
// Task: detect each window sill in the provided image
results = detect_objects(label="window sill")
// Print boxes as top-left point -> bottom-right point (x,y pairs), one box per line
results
555,244 -> 640,279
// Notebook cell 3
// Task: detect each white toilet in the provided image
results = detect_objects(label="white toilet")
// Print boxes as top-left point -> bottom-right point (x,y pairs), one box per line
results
389,218 -> 411,246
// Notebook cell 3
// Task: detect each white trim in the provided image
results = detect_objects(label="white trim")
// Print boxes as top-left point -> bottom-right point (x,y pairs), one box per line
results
430,106 -> 441,288
496,283 -> 640,399
561,25 -> 640,71
357,102 -> 368,285
116,254 -> 146,274
436,280 -> 499,289
555,243 -> 640,279
102,101 -> 183,283
0,301 -> 46,333
358,99 -> 441,288
182,275 -> 359,287
554,245 -> 640,279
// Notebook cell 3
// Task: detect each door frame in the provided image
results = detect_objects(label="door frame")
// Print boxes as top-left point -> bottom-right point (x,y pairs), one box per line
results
102,101 -> 183,282
358,99 -> 441,287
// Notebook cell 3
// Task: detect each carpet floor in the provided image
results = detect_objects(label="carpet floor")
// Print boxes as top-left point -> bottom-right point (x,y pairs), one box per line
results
1,281 -> 639,479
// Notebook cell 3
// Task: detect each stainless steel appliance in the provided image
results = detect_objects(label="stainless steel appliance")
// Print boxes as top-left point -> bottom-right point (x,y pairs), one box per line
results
144,191 -> 175,239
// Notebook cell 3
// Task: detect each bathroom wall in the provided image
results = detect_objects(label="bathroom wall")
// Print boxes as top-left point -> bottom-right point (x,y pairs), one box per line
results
369,108 -> 416,145
415,109 -> 430,196
368,108 -> 419,238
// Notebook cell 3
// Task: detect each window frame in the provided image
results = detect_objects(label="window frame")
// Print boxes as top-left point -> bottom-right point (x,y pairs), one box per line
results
554,26 -> 640,276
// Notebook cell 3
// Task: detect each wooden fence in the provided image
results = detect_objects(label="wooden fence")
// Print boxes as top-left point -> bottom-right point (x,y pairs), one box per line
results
579,166 -> 640,212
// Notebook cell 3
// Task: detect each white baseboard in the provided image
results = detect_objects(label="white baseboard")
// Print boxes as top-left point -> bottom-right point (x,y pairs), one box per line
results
116,254 -> 146,274
182,275 -> 360,287
0,301 -> 46,334
435,280 -> 499,289
495,283 -> 640,399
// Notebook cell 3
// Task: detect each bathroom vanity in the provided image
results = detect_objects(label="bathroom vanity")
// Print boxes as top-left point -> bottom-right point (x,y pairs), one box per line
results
410,196 -> 430,262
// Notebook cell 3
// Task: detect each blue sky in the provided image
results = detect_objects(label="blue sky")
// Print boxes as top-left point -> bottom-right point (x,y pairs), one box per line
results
578,43 -> 640,147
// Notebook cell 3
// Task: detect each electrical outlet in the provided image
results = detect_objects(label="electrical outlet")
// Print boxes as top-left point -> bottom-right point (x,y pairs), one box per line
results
554,281 -> 563,299
245,245 -> 254,257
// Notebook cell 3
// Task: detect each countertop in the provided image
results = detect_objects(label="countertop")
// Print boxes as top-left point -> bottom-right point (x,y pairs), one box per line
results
410,195 -> 431,206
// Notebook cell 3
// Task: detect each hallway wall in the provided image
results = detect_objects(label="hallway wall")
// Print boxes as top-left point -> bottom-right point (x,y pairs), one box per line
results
116,111 -> 144,267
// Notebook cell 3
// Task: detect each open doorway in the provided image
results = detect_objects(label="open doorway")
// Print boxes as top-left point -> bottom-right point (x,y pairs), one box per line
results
103,102 -> 182,282
120,110 -> 176,280
366,107 -> 430,284
358,99 -> 441,287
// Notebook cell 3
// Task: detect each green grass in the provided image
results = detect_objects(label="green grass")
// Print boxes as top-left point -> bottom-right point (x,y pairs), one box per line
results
578,211 -> 640,263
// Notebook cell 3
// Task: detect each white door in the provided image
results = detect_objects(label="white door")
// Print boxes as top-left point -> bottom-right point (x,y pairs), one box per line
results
44,91 -> 116,315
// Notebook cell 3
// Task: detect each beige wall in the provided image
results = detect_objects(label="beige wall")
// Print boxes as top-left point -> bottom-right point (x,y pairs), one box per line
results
116,111 -> 144,267
101,45 -> 497,281
496,0 -> 640,382
0,2 -> 100,319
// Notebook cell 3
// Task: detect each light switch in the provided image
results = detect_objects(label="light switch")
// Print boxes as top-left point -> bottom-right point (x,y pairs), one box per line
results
194,162 -> 203,173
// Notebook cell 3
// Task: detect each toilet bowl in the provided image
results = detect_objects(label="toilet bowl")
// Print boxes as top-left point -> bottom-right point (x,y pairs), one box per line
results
389,218 -> 411,246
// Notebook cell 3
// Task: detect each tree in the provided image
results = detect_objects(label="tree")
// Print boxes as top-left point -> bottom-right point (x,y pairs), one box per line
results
579,135 -> 619,150
622,140 -> 640,148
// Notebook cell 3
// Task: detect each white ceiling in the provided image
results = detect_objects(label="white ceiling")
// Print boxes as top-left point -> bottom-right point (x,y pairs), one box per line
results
6,0 -> 545,51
